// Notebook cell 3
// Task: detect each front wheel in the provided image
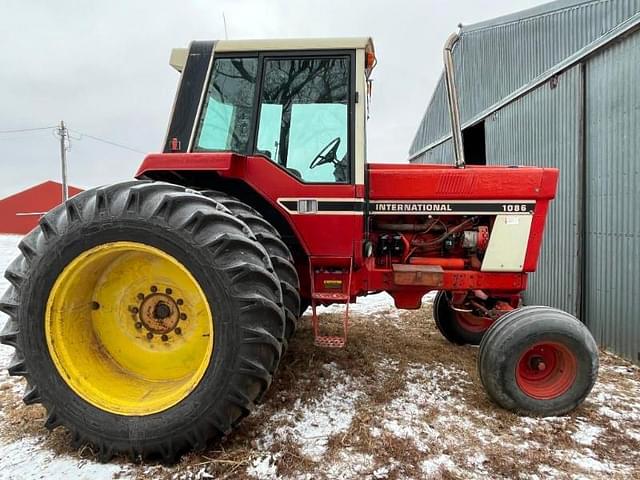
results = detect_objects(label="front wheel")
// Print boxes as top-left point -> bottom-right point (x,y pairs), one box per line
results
433,291 -> 493,345
477,306 -> 599,416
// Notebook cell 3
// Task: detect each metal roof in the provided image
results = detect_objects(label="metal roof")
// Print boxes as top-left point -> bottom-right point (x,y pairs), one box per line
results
464,0 -> 603,32
409,0 -> 640,161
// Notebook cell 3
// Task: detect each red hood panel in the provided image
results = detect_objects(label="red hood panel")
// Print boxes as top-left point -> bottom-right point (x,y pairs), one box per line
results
368,164 -> 559,201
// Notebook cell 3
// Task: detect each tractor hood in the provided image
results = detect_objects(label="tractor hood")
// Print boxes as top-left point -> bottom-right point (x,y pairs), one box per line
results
367,163 -> 558,202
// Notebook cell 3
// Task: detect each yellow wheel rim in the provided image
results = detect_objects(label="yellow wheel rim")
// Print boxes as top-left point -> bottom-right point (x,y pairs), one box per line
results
45,241 -> 214,416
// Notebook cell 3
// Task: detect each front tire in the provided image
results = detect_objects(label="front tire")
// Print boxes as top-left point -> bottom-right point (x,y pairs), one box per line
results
0,181 -> 285,461
433,291 -> 491,345
477,306 -> 599,416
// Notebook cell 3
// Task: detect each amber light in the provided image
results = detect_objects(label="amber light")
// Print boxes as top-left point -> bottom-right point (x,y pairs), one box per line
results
366,51 -> 377,69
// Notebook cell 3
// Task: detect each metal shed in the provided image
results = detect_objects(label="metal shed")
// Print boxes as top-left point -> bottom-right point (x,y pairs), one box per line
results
409,0 -> 640,364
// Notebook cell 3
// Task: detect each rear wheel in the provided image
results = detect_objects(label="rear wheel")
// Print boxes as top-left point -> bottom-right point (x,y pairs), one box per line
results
0,181 -> 285,461
199,190 -> 300,351
477,306 -> 598,416
433,291 -> 492,345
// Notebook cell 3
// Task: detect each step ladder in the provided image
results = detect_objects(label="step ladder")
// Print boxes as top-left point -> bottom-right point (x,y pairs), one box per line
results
309,256 -> 353,348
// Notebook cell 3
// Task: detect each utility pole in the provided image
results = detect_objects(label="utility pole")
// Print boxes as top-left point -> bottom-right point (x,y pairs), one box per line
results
57,120 -> 69,202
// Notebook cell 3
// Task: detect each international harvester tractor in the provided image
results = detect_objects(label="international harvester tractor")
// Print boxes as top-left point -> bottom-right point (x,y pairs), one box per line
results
0,36 -> 599,461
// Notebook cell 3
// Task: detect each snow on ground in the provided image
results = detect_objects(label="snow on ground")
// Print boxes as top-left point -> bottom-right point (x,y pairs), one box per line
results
0,234 -> 639,479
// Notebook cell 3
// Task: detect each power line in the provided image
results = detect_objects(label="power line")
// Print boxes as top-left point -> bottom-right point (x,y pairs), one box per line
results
0,126 -> 56,134
68,129 -> 146,154
0,124 -> 146,154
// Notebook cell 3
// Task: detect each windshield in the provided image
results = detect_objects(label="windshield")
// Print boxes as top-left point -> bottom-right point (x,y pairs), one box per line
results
194,57 -> 258,152
194,53 -> 351,183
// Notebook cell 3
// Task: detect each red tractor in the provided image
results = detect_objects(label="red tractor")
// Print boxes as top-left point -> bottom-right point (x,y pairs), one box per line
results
1,36 -> 598,461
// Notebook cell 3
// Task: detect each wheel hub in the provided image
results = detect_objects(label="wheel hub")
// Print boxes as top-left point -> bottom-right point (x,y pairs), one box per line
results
516,342 -> 577,400
139,293 -> 180,334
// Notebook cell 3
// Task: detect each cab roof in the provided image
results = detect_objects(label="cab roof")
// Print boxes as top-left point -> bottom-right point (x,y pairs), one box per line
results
215,37 -> 374,52
170,37 -> 374,72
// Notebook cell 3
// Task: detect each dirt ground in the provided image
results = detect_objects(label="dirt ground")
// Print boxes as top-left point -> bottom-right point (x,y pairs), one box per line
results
1,294 -> 639,480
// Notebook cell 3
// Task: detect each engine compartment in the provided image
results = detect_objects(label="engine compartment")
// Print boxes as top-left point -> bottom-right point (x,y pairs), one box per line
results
370,215 -> 491,271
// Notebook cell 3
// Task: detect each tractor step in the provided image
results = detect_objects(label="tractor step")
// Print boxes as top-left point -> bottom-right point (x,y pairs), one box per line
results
314,335 -> 346,348
309,256 -> 353,349
312,292 -> 349,302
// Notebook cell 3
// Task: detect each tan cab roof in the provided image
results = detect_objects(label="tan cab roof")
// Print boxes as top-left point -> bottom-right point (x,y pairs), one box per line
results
170,37 -> 374,72
215,37 -> 374,53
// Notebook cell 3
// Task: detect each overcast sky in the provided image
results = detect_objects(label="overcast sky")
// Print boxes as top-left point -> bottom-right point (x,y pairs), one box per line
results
0,0 -> 549,197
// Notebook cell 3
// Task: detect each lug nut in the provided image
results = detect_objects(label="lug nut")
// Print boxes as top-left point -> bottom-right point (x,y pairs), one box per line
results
161,334 -> 169,342
175,327 -> 182,335
146,332 -> 154,340
137,293 -> 145,301
150,286 -> 158,293
165,288 -> 172,295
135,322 -> 143,329
176,299 -> 184,305
91,301 -> 100,310
129,306 -> 139,314
180,313 -> 187,320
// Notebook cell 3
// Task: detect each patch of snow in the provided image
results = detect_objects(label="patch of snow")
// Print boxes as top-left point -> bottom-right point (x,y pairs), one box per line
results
423,290 -> 438,303
382,379 -> 440,451
566,450 -> 613,473
372,465 -> 390,479
325,451 -> 374,479
247,453 -> 280,479
170,467 -> 217,480
376,363 -> 490,455
420,454 -> 455,476
467,451 -> 488,473
606,365 -> 640,375
0,437 -> 125,480
627,429 -> 640,442
537,464 -> 563,478
310,291 -> 397,318
255,362 -> 365,462
308,290 -> 437,319
572,422 -> 602,446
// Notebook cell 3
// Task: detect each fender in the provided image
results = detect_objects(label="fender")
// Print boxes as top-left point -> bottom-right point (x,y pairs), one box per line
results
137,152 -> 246,177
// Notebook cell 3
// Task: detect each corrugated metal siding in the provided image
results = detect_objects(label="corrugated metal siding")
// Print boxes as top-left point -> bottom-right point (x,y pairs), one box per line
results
585,31 -> 640,363
485,66 -> 582,315
410,138 -> 453,165
409,75 -> 452,156
410,0 -> 640,159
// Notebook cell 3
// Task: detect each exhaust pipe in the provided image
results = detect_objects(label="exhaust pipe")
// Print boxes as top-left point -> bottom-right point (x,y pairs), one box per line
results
443,32 -> 465,168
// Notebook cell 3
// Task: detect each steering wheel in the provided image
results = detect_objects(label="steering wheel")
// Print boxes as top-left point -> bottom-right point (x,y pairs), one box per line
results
309,137 -> 341,169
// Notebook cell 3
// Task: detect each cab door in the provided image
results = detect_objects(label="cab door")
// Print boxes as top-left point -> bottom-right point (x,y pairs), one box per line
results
251,52 -> 362,257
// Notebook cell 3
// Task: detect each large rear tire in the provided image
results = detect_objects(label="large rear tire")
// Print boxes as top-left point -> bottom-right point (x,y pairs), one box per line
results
199,190 -> 300,351
477,306 -> 599,416
0,181 -> 285,461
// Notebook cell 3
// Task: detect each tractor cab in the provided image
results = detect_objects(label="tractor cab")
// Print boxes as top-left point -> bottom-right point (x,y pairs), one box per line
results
164,38 -> 375,186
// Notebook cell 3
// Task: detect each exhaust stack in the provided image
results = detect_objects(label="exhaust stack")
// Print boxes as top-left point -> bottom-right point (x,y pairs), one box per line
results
443,32 -> 465,168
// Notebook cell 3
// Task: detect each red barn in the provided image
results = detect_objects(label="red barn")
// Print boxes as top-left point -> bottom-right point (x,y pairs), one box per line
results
0,181 -> 84,235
